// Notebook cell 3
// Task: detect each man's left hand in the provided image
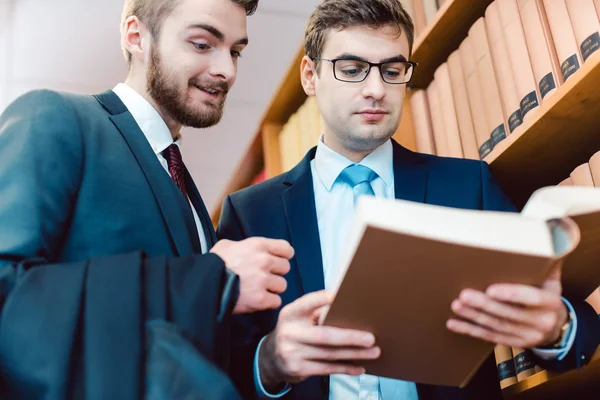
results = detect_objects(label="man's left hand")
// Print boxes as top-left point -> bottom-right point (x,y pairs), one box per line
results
446,266 -> 569,349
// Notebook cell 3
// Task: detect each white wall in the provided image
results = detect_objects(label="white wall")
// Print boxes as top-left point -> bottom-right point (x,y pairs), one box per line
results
1,0 -> 321,212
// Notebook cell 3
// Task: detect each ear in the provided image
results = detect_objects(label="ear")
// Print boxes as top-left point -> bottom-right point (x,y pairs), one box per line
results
300,55 -> 318,97
122,16 -> 148,64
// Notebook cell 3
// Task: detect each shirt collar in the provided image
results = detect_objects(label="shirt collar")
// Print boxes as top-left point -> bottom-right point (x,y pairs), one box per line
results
314,136 -> 393,191
112,83 -> 176,155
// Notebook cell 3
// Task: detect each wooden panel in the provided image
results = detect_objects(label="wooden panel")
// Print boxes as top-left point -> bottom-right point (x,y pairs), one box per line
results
410,0 -> 494,88
488,51 -> 600,208
262,122 -> 283,178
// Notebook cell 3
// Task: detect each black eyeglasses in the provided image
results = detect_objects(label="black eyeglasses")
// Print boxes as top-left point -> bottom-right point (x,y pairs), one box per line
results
313,57 -> 417,84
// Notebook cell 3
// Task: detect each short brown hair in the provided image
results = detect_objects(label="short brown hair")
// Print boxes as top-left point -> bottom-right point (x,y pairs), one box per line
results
121,0 -> 260,63
304,0 -> 414,67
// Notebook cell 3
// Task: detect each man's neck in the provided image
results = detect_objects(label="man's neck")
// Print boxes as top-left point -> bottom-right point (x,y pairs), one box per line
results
321,134 -> 377,163
123,76 -> 182,140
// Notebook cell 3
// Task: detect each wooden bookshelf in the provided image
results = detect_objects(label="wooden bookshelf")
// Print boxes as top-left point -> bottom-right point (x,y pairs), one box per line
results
487,50 -> 600,208
410,0 -> 494,88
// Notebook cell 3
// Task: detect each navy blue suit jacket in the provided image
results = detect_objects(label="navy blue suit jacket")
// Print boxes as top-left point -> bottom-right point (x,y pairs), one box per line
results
218,141 -> 600,400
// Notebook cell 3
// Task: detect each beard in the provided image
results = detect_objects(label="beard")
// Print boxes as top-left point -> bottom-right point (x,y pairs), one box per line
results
146,46 -> 228,128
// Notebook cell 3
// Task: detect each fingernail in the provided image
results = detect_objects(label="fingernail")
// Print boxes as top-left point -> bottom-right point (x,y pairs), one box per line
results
363,334 -> 375,346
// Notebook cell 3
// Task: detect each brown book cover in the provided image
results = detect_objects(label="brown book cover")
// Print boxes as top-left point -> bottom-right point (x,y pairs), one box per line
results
565,0 -> 600,62
542,0 -> 583,81
485,1 -> 524,134
434,63 -> 465,158
414,0 -> 428,37
570,163 -> 595,187
447,50 -> 480,159
460,37 -> 494,158
319,186 -> 599,387
517,0 -> 563,101
469,17 -> 508,148
494,345 -> 518,388
426,79 -> 451,157
409,89 -> 437,155
497,0 -> 541,121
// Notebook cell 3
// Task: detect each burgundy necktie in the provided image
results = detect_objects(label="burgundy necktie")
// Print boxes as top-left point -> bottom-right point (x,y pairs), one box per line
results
162,144 -> 188,200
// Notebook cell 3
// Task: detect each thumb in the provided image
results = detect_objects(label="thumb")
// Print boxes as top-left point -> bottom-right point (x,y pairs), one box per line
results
542,265 -> 562,295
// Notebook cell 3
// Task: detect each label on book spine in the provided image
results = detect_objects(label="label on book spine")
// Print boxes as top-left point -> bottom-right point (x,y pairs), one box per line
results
508,109 -> 523,133
514,351 -> 535,374
581,32 -> 600,62
520,91 -> 539,119
561,54 -> 580,81
539,72 -> 556,100
497,360 -> 517,381
479,139 -> 493,159
491,124 -> 507,146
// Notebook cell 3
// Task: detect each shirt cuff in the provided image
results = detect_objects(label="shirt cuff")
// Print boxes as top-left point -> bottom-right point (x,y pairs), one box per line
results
254,335 -> 292,399
530,297 -> 577,361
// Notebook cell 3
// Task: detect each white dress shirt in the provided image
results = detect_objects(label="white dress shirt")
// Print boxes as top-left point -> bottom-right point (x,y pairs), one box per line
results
256,137 -> 577,400
112,83 -> 208,253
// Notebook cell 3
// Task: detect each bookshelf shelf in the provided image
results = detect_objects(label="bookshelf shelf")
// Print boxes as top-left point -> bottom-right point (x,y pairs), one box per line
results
410,0 -> 494,88
503,356 -> 600,399
488,50 -> 600,208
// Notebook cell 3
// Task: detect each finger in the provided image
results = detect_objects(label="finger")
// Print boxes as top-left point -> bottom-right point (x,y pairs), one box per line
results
455,291 -> 539,327
288,325 -> 375,348
446,319 -> 539,349
483,284 -> 561,308
295,360 -> 366,379
541,266 -> 562,296
311,305 -> 329,324
258,292 -> 282,311
266,275 -> 288,294
297,343 -> 381,362
259,238 -> 295,259
268,256 -> 291,275
281,290 -> 333,318
451,300 -> 523,335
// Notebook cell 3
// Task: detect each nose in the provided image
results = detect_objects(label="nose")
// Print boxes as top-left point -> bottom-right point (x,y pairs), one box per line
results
207,49 -> 236,83
361,66 -> 386,101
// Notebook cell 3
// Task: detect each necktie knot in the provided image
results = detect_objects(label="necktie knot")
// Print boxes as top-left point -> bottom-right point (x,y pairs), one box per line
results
338,164 -> 377,205
162,143 -> 187,199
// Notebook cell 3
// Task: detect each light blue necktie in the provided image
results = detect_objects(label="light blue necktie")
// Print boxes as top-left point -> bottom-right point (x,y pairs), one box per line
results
338,164 -> 377,205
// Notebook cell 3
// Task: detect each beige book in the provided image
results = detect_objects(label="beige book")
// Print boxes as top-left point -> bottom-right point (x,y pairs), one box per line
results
434,63 -> 464,158
565,0 -> 600,62
558,176 -> 573,186
403,0 -> 416,24
297,102 -> 312,155
512,347 -> 536,381
447,51 -> 480,159
585,151 -> 600,312
494,345 -> 518,388
414,0 -> 428,37
497,0 -> 541,121
570,163 -> 595,187
320,185 -> 600,386
469,18 -> 508,148
485,2 -> 524,134
423,0 -> 439,24
542,0 -> 583,81
517,0 -> 562,101
409,89 -> 437,155
460,37 -> 494,159
426,79 -> 451,157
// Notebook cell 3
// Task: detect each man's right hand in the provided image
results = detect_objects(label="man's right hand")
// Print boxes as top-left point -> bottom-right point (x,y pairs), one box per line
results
258,290 -> 380,391
210,237 -> 293,314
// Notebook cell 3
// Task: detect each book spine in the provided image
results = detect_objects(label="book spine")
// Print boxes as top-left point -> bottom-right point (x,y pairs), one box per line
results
434,63 -> 465,158
494,344 -> 518,388
497,0 -> 541,121
485,2 -> 524,134
414,0 -> 428,37
410,89 -> 437,155
447,50 -> 481,159
565,0 -> 600,62
423,0 -> 439,24
512,347 -> 536,380
426,79 -> 451,157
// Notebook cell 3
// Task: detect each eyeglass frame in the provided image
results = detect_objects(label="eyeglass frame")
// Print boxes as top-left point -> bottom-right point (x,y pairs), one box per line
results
311,57 -> 418,85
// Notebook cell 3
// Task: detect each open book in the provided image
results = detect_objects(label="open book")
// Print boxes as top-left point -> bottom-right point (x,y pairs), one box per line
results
319,186 -> 600,388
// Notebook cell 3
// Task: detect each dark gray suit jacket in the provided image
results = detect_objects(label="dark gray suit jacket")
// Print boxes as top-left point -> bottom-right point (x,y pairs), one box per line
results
0,89 -> 240,399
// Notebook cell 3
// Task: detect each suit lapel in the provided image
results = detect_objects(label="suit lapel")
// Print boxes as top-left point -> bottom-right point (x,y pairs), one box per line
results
94,90 -> 200,256
392,140 -> 428,203
281,148 -> 325,295
186,169 -> 217,249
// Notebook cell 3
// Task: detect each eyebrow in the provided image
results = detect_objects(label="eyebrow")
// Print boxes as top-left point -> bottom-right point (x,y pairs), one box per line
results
188,23 -> 249,46
334,53 -> 408,63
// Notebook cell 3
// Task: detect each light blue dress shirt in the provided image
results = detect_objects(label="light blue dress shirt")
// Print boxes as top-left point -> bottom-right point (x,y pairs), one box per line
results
254,138 -> 576,399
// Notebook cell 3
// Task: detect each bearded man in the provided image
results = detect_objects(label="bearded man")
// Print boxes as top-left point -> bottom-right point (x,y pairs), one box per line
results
0,0 -> 294,398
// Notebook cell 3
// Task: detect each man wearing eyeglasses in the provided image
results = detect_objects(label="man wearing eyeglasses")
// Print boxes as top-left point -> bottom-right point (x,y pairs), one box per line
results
217,0 -> 600,399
